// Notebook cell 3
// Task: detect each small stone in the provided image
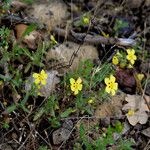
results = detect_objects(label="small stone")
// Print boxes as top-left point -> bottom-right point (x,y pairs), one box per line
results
141,127 -> 150,138
126,0 -> 143,8
62,120 -> 73,131
145,0 -> 150,7
0,144 -> 13,150
121,121 -> 131,135
52,128 -> 70,145
100,117 -> 110,127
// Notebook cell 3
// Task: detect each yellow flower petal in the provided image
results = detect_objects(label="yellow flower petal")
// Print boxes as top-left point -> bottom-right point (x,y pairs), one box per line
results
88,99 -> 94,104
77,84 -> 82,91
137,74 -> 144,81
41,79 -> 47,85
74,90 -> 79,95
34,78 -> 40,84
130,60 -> 135,65
104,78 -> 110,85
133,55 -> 137,60
126,49 -> 131,54
111,89 -> 116,96
113,83 -> 118,90
128,64 -> 133,68
105,86 -> 111,93
110,75 -> 116,82
70,78 -> 75,84
40,70 -> 48,79
112,56 -> 119,65
131,49 -> 135,54
33,73 -> 39,78
76,77 -> 82,84
71,85 -> 76,91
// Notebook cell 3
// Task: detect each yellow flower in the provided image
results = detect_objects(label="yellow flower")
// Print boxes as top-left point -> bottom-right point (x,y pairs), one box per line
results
137,73 -> 144,81
70,77 -> 83,95
127,109 -> 135,116
33,70 -> 48,85
127,64 -> 133,68
126,49 -> 137,65
83,17 -> 90,24
50,35 -> 57,44
104,75 -> 118,96
88,99 -> 94,104
112,56 -> 119,65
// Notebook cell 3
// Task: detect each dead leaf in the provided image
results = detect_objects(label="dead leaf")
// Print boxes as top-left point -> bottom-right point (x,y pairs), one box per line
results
15,24 -> 41,49
24,30 -> 41,49
122,94 -> 150,126
15,24 -> 28,39
94,91 -> 126,118
115,68 -> 136,93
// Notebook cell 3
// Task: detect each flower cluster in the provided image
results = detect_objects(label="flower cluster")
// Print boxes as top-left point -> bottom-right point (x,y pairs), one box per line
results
104,75 -> 118,96
112,49 -> 137,68
70,77 -> 83,95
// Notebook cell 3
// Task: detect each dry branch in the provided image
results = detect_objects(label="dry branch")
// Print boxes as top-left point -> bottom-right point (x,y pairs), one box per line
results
53,27 -> 136,47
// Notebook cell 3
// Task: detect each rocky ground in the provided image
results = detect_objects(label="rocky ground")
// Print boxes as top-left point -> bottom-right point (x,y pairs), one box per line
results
0,0 -> 150,150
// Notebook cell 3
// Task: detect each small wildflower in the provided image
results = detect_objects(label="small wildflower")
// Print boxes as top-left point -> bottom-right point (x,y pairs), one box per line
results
33,70 -> 48,85
104,75 -> 118,96
83,16 -> 90,24
126,49 -> 137,65
127,64 -> 133,68
50,35 -> 57,44
70,77 -> 83,95
88,99 -> 94,104
112,56 -> 119,65
137,73 -> 144,81
127,109 -> 135,116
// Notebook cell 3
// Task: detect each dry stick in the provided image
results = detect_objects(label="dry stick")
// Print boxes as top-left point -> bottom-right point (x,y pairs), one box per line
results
18,130 -> 33,150
53,27 -> 136,47
144,139 -> 150,150
35,130 -> 52,149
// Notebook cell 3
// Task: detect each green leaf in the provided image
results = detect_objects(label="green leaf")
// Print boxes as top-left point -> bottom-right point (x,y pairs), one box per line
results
60,108 -> 74,118
79,123 -> 85,138
33,107 -> 45,121
23,24 -> 37,37
6,104 -> 17,113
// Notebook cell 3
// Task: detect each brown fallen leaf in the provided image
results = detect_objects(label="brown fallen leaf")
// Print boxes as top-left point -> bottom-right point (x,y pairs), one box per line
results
94,91 -> 126,118
122,94 -> 150,126
15,24 -> 41,49
115,68 -> 136,93
15,24 -> 28,39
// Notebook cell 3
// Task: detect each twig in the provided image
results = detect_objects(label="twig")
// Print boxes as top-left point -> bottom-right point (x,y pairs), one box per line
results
35,130 -> 52,149
18,130 -> 33,150
53,27 -> 136,47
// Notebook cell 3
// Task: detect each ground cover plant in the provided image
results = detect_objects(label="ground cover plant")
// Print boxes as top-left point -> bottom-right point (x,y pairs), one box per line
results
0,0 -> 150,149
